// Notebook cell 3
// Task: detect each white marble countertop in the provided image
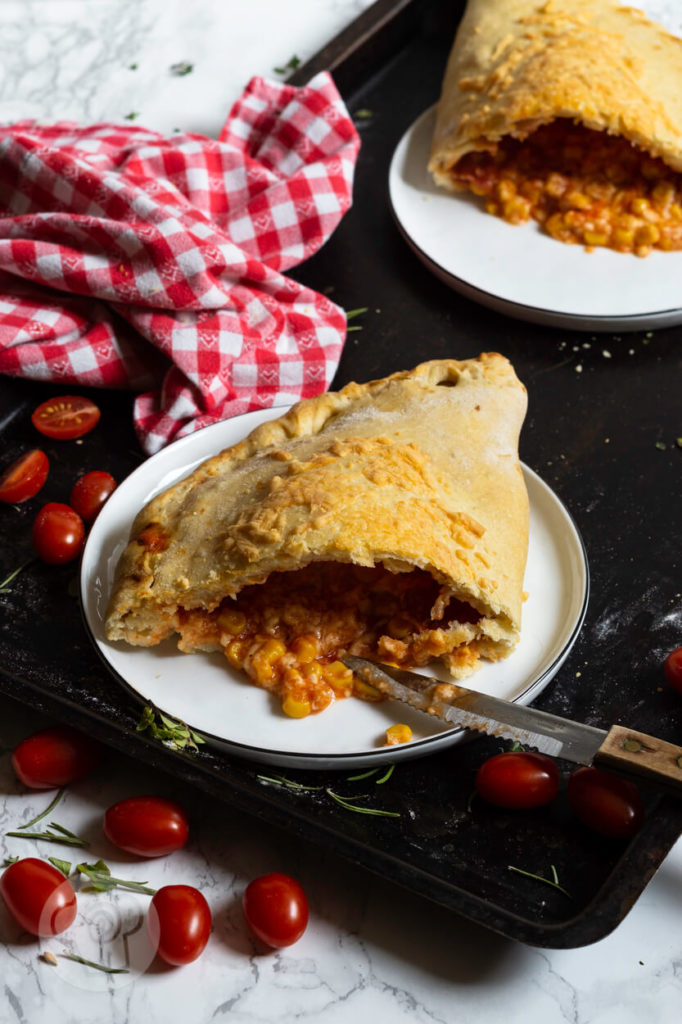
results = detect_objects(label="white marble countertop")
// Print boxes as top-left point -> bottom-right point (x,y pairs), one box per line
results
1,2 -> 682,1023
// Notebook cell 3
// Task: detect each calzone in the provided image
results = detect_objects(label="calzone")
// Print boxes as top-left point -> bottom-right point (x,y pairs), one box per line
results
105,354 -> 529,718
429,0 -> 682,256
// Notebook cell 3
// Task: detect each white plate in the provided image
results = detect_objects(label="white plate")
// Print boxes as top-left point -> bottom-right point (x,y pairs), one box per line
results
389,0 -> 682,332
81,409 -> 589,770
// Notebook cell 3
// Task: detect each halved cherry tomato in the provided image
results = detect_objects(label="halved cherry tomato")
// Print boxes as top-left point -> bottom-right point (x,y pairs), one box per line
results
32,502 -> 85,564
567,766 -> 644,839
147,885 -> 211,965
1,858 -> 77,936
12,724 -> 101,789
70,471 -> 117,523
475,751 -> 560,809
0,449 -> 49,504
32,395 -> 100,440
242,872 -> 309,948
103,796 -> 189,857
664,647 -> 682,692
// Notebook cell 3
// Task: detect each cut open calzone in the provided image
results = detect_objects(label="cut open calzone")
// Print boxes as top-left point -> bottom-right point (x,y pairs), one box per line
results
429,0 -> 682,256
105,354 -> 529,719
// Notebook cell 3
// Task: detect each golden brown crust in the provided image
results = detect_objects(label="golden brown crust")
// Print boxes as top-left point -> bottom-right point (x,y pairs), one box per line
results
105,354 -> 529,673
429,0 -> 682,185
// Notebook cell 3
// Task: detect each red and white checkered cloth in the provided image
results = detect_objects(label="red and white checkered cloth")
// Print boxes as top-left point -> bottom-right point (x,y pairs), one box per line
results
0,72 -> 359,453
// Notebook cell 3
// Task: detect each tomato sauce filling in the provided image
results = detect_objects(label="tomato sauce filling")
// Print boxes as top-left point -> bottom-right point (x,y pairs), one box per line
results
176,562 -> 482,718
452,119 -> 682,256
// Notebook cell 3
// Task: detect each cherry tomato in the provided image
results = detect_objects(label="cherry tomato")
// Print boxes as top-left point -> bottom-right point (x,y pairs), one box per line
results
32,395 -> 100,440
664,647 -> 682,692
475,751 -> 560,809
1,858 -> 77,936
147,885 -> 211,965
32,502 -> 85,564
242,872 -> 309,948
12,724 -> 101,789
567,766 -> 644,839
0,449 -> 49,504
103,796 -> 189,857
70,471 -> 117,523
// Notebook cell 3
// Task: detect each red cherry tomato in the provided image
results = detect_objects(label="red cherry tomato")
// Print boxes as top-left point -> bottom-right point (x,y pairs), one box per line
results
103,796 -> 189,857
12,725 -> 101,789
32,502 -> 85,564
69,471 -> 117,523
242,872 -> 309,948
0,449 -> 49,504
147,885 -> 211,965
664,647 -> 682,692
1,858 -> 77,936
475,751 -> 560,809
32,395 -> 100,440
567,766 -> 644,839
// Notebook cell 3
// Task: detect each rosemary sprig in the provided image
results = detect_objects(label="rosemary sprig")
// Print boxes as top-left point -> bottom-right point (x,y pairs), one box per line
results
0,560 -> 32,594
5,822 -> 88,848
136,705 -> 206,752
77,859 -> 156,895
273,55 -> 301,75
256,773 -> 322,791
345,307 -> 368,333
326,789 -> 400,818
507,863 -> 572,899
59,952 -> 129,974
346,764 -> 395,784
375,764 -> 395,785
17,788 -> 65,831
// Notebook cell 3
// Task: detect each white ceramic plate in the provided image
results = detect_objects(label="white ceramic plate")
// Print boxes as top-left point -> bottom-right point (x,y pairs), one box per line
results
389,0 -> 682,331
81,408 -> 589,769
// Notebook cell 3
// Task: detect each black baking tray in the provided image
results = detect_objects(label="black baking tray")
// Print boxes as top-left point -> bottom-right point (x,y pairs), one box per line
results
2,0 -> 682,948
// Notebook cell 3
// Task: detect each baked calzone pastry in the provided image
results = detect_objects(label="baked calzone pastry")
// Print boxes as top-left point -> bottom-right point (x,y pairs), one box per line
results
105,354 -> 529,718
429,0 -> 682,256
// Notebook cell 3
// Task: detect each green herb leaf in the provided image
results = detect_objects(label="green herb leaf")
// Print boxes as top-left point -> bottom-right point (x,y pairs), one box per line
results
18,788 -> 65,831
128,63 -> 138,70
48,857 -> 72,877
0,560 -> 32,594
354,109 -> 373,120
59,951 -> 129,974
655,441 -> 667,451
375,764 -> 395,785
326,788 -> 400,818
273,55 -> 301,75
124,111 -> 139,121
5,821 -> 88,848
170,61 -> 193,76
256,773 -> 322,791
507,863 -> 572,899
77,860 -> 156,895
346,768 -> 378,781
136,705 -> 206,752
2,856 -> 19,867
345,307 -> 368,320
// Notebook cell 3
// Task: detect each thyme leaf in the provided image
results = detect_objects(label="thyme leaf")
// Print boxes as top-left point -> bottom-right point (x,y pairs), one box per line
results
136,705 -> 205,752
48,857 -> 72,877
2,856 -> 19,867
170,61 -> 193,76
59,951 -> 129,974
326,789 -> 400,818
273,55 -> 301,75
77,859 -> 156,895
17,788 -> 65,831
507,864 -> 572,899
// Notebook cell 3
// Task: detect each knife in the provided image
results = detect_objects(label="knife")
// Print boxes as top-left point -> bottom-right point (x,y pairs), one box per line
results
343,655 -> 682,793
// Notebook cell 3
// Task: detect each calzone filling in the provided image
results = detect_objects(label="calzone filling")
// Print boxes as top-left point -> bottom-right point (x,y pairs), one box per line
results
173,562 -> 489,718
451,119 -> 682,257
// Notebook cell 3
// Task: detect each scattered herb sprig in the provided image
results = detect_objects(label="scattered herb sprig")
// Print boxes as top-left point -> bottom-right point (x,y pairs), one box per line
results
0,561 -> 32,594
345,306 -> 368,333
326,789 -> 400,818
59,951 -> 130,974
5,822 -> 88,848
136,705 -> 206,752
48,857 -> 72,878
256,773 -> 322,792
508,863 -> 572,899
170,61 -> 193,76
273,55 -> 301,75
17,788 -> 65,831
77,859 -> 156,895
257,765 -> 399,817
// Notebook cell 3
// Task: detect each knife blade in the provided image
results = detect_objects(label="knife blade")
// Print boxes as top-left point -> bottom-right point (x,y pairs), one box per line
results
343,655 -> 682,794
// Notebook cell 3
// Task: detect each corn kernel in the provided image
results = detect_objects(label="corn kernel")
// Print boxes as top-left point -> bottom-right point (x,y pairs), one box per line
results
290,635 -> 318,664
353,677 -> 383,702
323,660 -> 353,693
225,638 -> 250,669
251,638 -> 287,683
582,230 -> 608,247
217,607 -> 247,635
282,695 -> 312,718
385,724 -> 412,746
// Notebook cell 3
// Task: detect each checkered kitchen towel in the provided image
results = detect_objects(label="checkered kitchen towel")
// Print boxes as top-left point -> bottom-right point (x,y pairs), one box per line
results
0,72 -> 359,453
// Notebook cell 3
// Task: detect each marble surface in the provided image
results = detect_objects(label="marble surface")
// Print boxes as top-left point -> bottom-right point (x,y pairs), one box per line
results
2,1 -> 682,1023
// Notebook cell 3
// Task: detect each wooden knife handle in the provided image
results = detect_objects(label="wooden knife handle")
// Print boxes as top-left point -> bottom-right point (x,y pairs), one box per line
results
594,724 -> 682,792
